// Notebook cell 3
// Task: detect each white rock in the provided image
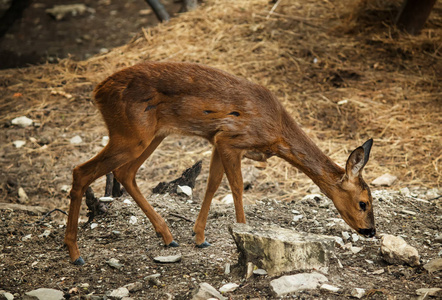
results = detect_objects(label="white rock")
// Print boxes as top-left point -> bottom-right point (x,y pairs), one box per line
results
219,283 -> 239,293
46,4 -> 95,21
292,215 -> 303,222
107,287 -> 129,299
129,216 -> 137,224
371,173 -> 397,186
351,233 -> 360,242
107,258 -> 124,269
12,140 -> 26,148
123,199 -> 132,205
0,290 -> 14,300
320,284 -> 340,293
333,237 -> 345,248
99,196 -> 114,203
123,282 -> 143,292
11,116 -> 33,127
270,272 -> 328,296
22,234 -> 32,241
60,185 -> 70,192
342,231 -> 350,241
39,229 -> 51,238
70,135 -> 82,144
90,223 -> 98,229
177,185 -> 192,197
102,135 -> 109,146
416,287 -> 441,297
423,258 -> 442,273
25,288 -> 64,300
153,254 -> 182,263
220,194 -> 234,204
192,282 -> 226,300
351,288 -> 366,299
18,187 -> 29,202
381,234 -> 420,266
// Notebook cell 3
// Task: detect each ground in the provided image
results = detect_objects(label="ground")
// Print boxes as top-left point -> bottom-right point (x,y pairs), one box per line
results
0,0 -> 441,299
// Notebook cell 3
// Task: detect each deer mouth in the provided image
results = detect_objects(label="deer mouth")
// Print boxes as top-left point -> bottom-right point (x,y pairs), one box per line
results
358,228 -> 376,237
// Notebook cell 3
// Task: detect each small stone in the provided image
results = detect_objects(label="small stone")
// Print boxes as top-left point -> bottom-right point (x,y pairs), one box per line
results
292,214 -> 303,222
18,187 -> 29,203
416,288 -> 441,297
90,223 -> 98,230
177,185 -> 192,197
371,173 -> 397,186
129,216 -> 137,224
102,136 -> 109,146
401,209 -> 417,216
219,283 -> 239,293
153,253 -> 182,263
12,140 -> 26,148
350,246 -> 363,254
423,258 -> 442,273
192,282 -> 226,300
145,273 -> 161,286
334,237 -> 345,248
320,284 -> 340,293
270,272 -> 328,296
0,290 -> 14,300
351,288 -> 366,299
70,135 -> 82,144
61,185 -> 70,192
11,116 -> 33,127
253,268 -> 267,275
123,199 -> 132,205
39,229 -> 51,238
351,233 -> 359,242
106,287 -> 129,299
123,282 -> 143,292
342,231 -> 350,241
99,48 -> 109,54
381,234 -> 420,266
99,196 -> 114,203
372,269 -> 385,275
25,288 -> 64,300
107,258 -> 124,269
434,234 -> 442,243
224,263 -> 231,274
291,210 -> 301,214
220,194 -> 234,204
22,234 -> 32,242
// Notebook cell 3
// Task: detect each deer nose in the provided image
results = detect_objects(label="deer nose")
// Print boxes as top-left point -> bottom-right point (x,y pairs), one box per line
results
359,228 -> 376,237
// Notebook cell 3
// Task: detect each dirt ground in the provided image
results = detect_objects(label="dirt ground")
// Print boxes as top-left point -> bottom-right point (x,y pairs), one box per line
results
0,0 -> 441,299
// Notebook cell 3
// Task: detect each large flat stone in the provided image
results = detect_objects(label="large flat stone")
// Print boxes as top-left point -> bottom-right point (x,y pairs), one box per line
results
270,272 -> 328,296
229,224 -> 335,276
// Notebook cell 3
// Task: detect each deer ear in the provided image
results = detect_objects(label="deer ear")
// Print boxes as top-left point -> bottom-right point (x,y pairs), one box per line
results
345,139 -> 373,180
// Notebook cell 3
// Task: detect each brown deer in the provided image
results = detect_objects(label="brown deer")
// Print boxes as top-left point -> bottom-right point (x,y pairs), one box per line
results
65,62 -> 375,265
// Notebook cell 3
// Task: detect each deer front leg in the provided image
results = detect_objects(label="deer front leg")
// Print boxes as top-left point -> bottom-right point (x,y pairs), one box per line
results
193,147 -> 224,247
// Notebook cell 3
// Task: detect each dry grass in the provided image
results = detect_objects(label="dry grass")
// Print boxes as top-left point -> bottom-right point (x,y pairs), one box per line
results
0,0 -> 440,208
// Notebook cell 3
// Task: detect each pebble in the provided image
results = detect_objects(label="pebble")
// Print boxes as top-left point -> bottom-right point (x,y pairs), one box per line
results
129,216 -> 137,224
416,288 -> 441,297
11,116 -> 33,127
145,273 -> 161,286
61,185 -> 70,192
220,194 -> 234,204
351,288 -> 366,299
106,287 -> 129,299
342,231 -> 350,241
270,272 -> 328,296
123,282 -> 143,292
371,173 -> 397,186
292,215 -> 303,222
177,185 -> 192,197
22,234 -> 32,242
423,258 -> 442,273
253,268 -> 267,275
224,263 -> 231,274
102,136 -> 109,146
12,140 -> 26,148
192,282 -> 226,300
70,135 -> 83,144
25,288 -> 64,300
18,187 -> 29,203
351,233 -> 359,242
0,290 -> 14,300
219,283 -> 239,293
99,196 -> 114,203
123,199 -> 132,205
39,229 -> 51,238
90,223 -> 98,229
320,284 -> 340,293
153,253 -> 182,263
106,258 -> 124,269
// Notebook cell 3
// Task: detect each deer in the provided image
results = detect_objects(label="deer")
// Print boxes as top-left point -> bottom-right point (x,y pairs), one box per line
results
65,62 -> 375,265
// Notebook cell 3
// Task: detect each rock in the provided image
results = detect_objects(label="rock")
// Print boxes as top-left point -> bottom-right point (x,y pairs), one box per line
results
423,258 -> 442,273
18,187 -> 29,203
351,288 -> 366,299
219,283 -> 239,293
38,229 -> 51,238
192,282 -> 226,300
123,282 -> 143,292
416,288 -> 441,297
224,263 -> 230,274
0,290 -> 14,300
320,284 -> 340,293
123,199 -> 132,205
220,194 -> 233,205
99,196 -> 114,203
60,185 -> 70,192
145,273 -> 161,286
129,216 -> 137,224
153,253 -> 182,263
381,234 -> 420,266
435,234 -> 442,243
177,185 -> 192,197
292,214 -> 303,222
371,173 -> 397,186
11,116 -> 33,127
342,231 -> 350,241
25,288 -> 64,300
46,4 -> 95,21
351,233 -> 360,242
90,223 -> 98,229
253,268 -> 267,275
70,135 -> 83,144
270,272 -> 328,296
12,140 -> 26,148
102,136 -> 109,146
107,258 -> 124,269
106,287 -> 129,299
230,224 -> 335,276
22,234 -> 32,242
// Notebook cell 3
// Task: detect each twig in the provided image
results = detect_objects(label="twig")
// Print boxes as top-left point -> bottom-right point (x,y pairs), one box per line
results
266,0 -> 283,19
24,208 -> 68,226
169,212 -> 193,223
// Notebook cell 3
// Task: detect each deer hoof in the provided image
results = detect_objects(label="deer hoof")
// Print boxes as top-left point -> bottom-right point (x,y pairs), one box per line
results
167,240 -> 179,247
196,241 -> 211,248
73,256 -> 85,266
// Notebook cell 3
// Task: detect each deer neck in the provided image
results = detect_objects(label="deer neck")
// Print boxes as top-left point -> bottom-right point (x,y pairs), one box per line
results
274,114 -> 345,199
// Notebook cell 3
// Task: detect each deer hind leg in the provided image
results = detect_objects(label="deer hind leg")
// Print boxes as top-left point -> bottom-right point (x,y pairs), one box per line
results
193,147 -> 224,247
112,136 -> 178,247
65,138 -> 146,265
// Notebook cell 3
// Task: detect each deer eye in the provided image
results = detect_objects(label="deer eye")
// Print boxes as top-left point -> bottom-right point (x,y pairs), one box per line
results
359,201 -> 367,211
